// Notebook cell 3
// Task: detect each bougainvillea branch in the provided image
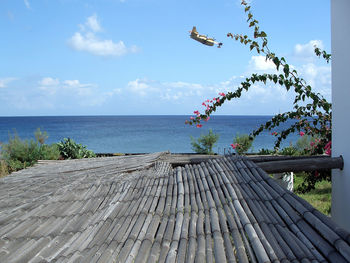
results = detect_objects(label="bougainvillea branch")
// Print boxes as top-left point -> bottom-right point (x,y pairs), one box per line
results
186,0 -> 332,192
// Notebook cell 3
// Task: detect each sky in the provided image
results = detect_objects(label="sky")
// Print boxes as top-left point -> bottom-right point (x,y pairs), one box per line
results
0,0 -> 331,116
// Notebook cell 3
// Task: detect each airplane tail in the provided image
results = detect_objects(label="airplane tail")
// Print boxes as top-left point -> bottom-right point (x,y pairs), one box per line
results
191,26 -> 198,34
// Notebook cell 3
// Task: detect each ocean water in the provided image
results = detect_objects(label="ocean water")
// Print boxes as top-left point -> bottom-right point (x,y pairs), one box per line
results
0,115 -> 300,153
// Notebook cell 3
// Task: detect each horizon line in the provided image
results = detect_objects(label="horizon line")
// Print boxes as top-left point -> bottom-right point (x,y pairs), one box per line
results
0,114 -> 278,118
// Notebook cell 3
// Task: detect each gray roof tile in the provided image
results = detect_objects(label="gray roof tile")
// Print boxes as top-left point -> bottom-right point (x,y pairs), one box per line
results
1,152 -> 350,262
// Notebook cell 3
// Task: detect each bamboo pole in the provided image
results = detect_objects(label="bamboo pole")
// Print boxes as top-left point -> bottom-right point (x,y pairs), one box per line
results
247,155 -> 332,162
255,156 -> 343,173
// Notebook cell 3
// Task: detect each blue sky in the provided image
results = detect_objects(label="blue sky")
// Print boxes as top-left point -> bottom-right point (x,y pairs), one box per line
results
0,0 -> 331,116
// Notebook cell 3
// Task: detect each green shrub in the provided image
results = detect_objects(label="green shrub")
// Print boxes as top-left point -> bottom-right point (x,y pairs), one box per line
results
0,129 -> 61,173
232,133 -> 253,155
1,133 -> 40,170
190,129 -> 219,155
295,135 -> 320,155
57,138 -> 95,159
40,144 -> 61,160
0,160 -> 8,177
34,128 -> 48,145
258,148 -> 274,155
279,144 -> 298,156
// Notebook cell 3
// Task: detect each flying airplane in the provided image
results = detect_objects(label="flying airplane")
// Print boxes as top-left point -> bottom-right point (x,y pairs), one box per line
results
189,26 -> 222,48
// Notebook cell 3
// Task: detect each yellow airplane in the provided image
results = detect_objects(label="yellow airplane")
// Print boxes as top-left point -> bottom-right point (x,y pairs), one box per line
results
189,26 -> 222,48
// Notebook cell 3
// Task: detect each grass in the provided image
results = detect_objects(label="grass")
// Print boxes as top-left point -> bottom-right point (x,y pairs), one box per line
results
294,173 -> 331,216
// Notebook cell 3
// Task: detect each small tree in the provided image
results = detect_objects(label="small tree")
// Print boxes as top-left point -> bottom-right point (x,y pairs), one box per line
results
190,129 -> 219,154
231,133 -> 253,155
34,128 -> 48,145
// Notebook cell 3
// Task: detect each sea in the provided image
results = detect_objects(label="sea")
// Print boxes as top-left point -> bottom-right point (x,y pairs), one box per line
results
0,115 -> 300,154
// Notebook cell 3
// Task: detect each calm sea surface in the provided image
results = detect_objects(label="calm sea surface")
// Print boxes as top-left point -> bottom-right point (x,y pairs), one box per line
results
0,115 -> 299,153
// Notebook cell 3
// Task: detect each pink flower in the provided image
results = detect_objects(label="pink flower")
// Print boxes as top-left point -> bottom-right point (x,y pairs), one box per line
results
324,141 -> 332,156
271,132 -> 278,136
202,102 -> 206,106
206,99 -> 210,103
204,117 -> 210,122
213,97 -> 217,101
310,141 -> 315,147
219,92 -> 226,97
196,124 -> 202,128
190,116 -> 194,120
231,143 -> 239,149
299,131 -> 305,136
216,99 -> 220,103
194,110 -> 200,115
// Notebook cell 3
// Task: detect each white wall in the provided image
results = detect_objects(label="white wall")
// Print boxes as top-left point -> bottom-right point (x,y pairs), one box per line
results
331,0 -> 350,231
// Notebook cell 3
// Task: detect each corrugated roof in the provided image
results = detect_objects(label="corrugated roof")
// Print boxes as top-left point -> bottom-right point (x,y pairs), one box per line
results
0,153 -> 349,262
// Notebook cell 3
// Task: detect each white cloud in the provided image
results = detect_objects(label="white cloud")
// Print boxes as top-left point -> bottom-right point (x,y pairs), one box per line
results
127,78 -> 210,99
0,78 -> 16,88
68,14 -> 138,57
69,32 -> 134,56
247,84 -> 288,103
61,79 -> 94,97
125,76 -> 286,105
164,81 -> 204,90
126,76 -> 284,104
249,55 -> 276,71
294,40 -> 324,61
39,77 -> 59,86
24,0 -> 30,9
299,63 -> 331,98
123,51 -> 330,113
36,76 -> 121,107
215,75 -> 289,104
63,79 -> 89,87
105,88 -> 122,97
85,14 -> 101,32
127,79 -> 159,96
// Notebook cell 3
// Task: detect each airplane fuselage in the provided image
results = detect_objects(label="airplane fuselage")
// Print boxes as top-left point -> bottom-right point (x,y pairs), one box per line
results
190,33 -> 215,46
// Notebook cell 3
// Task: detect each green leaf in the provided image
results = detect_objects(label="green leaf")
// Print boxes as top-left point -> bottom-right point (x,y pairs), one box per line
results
283,64 -> 290,77
273,75 -> 278,84
273,57 -> 280,70
260,31 -> 267,37
247,13 -> 253,22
